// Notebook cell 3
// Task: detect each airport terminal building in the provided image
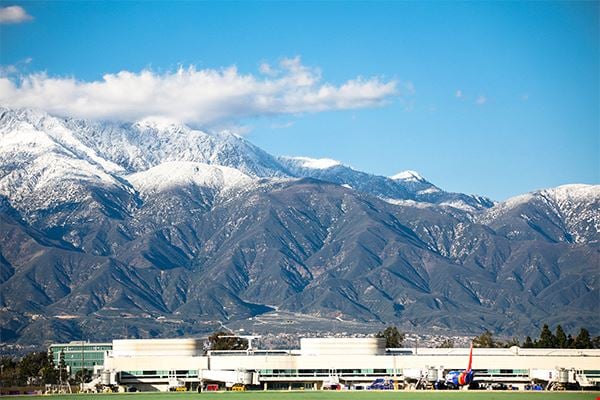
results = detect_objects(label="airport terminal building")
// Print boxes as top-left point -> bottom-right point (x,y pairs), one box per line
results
49,341 -> 112,375
58,337 -> 600,392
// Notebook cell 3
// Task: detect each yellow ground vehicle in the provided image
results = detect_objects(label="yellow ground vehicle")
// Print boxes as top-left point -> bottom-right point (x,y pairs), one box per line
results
230,384 -> 246,391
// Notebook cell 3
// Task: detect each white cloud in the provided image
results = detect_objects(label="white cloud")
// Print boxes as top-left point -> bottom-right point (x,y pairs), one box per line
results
476,95 -> 487,105
0,5 -> 33,24
0,57 -> 398,127
0,57 -> 33,77
0,65 -> 19,76
259,62 -> 276,76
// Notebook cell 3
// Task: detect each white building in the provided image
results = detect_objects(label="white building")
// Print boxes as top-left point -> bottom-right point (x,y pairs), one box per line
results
97,337 -> 600,392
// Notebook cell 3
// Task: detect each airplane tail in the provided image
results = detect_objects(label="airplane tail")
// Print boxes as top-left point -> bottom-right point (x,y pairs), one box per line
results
467,342 -> 473,372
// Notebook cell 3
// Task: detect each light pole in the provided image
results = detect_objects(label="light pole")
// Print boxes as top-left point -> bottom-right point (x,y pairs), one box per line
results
80,340 -> 85,392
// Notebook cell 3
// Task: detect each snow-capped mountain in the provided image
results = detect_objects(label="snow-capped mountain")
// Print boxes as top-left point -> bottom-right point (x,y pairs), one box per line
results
0,108 -> 133,228
1,107 -> 289,178
1,107 -> 493,213
0,107 -> 598,346
390,170 -> 427,182
390,170 -> 439,195
279,156 -> 493,210
127,161 -> 254,195
479,184 -> 600,244
279,156 -> 343,170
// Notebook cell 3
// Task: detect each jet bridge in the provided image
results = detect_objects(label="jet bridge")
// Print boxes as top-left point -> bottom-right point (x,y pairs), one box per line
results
199,369 -> 258,389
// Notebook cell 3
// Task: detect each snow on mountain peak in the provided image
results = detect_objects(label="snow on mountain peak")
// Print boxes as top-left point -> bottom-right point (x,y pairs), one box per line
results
127,161 -> 254,193
497,184 -> 599,211
390,170 -> 426,182
134,116 -> 183,131
545,183 -> 600,202
477,183 -> 599,243
0,107 -> 125,175
282,156 -> 342,170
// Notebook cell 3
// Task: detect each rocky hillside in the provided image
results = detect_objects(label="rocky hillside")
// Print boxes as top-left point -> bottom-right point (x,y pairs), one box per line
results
1,107 -> 598,346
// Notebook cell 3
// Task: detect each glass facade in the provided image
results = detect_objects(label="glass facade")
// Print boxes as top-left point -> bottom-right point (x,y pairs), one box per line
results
49,342 -> 112,375
119,370 -> 199,382
258,368 -> 398,378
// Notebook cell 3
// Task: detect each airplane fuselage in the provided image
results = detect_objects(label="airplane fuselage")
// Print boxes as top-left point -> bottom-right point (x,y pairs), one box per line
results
445,369 -> 474,387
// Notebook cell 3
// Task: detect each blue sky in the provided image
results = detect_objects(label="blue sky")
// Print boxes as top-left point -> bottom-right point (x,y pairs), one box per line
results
0,1 -> 598,200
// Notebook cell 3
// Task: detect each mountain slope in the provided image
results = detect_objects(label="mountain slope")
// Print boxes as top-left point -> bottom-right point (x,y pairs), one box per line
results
279,156 -> 494,210
0,107 -> 598,346
478,184 -> 600,244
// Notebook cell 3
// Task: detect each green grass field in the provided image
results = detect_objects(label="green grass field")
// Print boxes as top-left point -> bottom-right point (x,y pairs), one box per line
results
8,391 -> 599,400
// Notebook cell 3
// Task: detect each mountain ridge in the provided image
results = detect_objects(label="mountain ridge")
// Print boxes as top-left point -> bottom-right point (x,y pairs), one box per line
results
0,107 -> 598,346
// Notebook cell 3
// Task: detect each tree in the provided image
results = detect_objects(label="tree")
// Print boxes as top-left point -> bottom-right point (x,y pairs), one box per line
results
573,328 -> 592,349
473,330 -> 496,348
503,337 -> 520,348
537,324 -> 556,348
566,334 -> 574,348
522,336 -> 534,348
40,349 -> 57,384
0,356 -> 18,387
47,348 -> 55,369
375,326 -> 405,348
17,352 -> 48,385
555,325 -> 568,348
58,350 -> 66,384
70,368 -> 92,384
437,339 -> 454,348
207,331 -> 248,351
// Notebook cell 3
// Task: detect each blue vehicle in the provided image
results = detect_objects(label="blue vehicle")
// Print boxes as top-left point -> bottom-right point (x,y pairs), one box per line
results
368,378 -> 394,390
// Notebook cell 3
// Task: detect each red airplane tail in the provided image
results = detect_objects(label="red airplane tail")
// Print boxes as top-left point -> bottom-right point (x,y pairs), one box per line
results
467,342 -> 473,372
